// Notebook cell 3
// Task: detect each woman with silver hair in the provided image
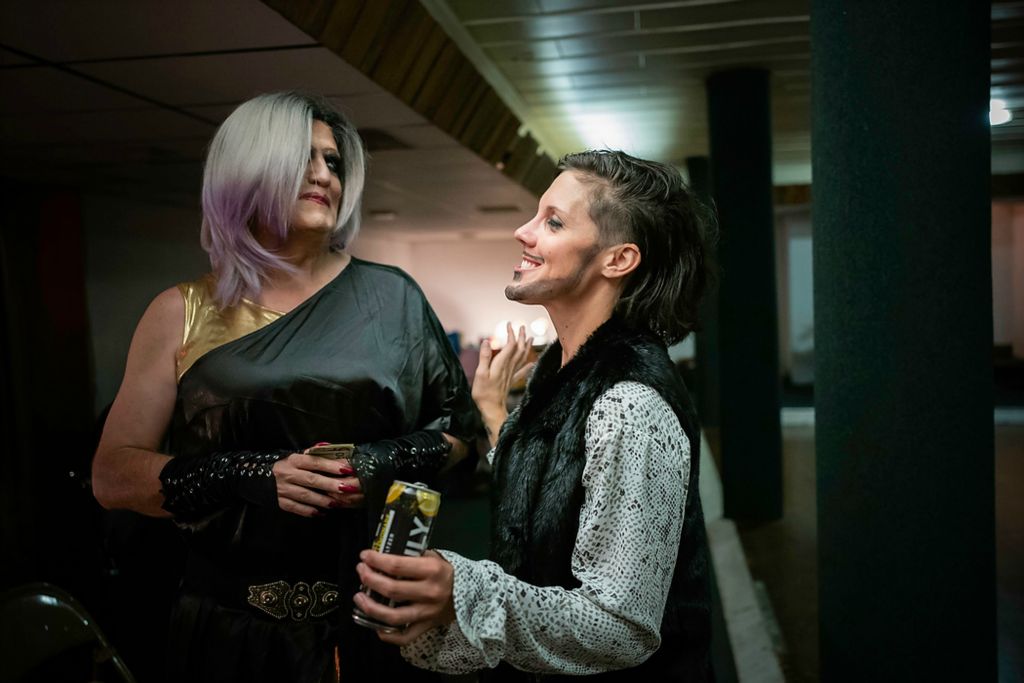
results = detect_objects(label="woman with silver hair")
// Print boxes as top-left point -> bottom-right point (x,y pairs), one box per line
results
92,92 -> 477,683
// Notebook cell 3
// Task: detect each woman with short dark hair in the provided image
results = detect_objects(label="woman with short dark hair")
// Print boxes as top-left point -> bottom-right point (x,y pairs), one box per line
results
92,92 -> 477,683
356,149 -> 716,681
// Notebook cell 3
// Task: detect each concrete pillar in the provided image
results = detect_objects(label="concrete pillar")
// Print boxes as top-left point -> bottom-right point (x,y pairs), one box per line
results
812,2 -> 995,679
706,68 -> 783,521
686,155 -> 721,429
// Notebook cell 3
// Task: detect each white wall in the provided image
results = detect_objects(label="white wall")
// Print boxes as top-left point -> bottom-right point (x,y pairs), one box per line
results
407,238 -> 551,346
355,231 -> 544,343
785,212 -> 814,384
84,197 -> 1023,415
775,207 -> 814,384
353,231 -> 552,346
992,200 -> 1024,358
354,232 -> 548,345
349,232 -> 413,272
993,202 -> 1015,346
1012,203 -> 1024,359
772,202 -> 1024,381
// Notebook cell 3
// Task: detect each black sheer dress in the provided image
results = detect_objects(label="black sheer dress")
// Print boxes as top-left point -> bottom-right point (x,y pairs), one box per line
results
164,258 -> 478,683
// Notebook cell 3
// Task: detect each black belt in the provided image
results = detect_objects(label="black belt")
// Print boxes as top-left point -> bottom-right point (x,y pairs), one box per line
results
246,580 -> 340,621
183,552 -> 340,623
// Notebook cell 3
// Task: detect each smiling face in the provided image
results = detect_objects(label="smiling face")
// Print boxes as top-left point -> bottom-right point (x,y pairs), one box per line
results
505,171 -> 606,306
288,120 -> 343,234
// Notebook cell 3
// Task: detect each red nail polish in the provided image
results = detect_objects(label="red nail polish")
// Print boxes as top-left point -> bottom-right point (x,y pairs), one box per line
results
339,467 -> 354,476
339,484 -> 359,493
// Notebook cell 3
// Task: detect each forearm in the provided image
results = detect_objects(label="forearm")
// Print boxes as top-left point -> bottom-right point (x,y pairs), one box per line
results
442,433 -> 471,470
92,446 -> 172,517
477,407 -> 507,449
352,430 -> 455,488
157,448 -> 287,524
403,553 -> 660,675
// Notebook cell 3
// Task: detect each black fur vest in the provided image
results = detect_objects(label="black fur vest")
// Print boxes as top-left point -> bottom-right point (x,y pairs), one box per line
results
488,316 -> 712,682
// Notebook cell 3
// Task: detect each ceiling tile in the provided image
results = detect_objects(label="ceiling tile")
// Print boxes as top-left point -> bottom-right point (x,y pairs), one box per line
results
362,146 -> 536,232
386,124 -> 461,149
537,0 -> 641,12
485,41 -> 565,61
569,70 -> 702,90
644,43 -> 810,70
0,48 -> 32,66
0,107 -> 214,147
0,66 -> 143,114
0,0 -> 313,62
498,53 -> 637,78
447,0 -> 544,23
469,13 -> 631,44
327,92 -> 429,129
556,22 -> 809,59
76,48 -> 378,107
639,1 -> 810,30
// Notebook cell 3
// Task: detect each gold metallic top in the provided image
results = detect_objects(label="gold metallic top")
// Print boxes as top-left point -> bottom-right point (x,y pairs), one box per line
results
175,274 -> 284,381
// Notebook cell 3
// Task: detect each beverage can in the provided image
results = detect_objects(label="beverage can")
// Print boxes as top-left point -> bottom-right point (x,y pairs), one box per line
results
352,480 -> 441,633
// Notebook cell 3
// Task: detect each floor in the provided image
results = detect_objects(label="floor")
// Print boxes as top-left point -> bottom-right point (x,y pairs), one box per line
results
996,425 -> 1024,683
737,422 -> 1024,683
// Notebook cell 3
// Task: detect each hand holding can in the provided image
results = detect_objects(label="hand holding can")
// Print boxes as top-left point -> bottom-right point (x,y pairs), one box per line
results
352,480 -> 441,633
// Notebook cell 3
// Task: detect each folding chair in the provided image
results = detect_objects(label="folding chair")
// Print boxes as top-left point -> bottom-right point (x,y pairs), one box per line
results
0,582 -> 136,683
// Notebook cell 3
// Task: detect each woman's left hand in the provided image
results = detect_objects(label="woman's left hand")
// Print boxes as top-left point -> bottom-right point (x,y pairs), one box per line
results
472,323 -> 534,446
353,549 -> 455,645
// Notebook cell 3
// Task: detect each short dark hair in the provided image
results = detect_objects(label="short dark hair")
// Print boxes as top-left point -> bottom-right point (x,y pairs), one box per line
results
557,149 -> 716,345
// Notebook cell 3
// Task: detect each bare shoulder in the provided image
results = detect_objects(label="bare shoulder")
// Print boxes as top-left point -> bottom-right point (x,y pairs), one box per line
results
136,286 -> 184,341
145,286 -> 185,327
106,286 -> 184,441
126,286 -> 185,369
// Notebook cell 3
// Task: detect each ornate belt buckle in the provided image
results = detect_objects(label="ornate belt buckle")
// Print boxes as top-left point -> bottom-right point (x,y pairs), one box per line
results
247,580 -> 340,622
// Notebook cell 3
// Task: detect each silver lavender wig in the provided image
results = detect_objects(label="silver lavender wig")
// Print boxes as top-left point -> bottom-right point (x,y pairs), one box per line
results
200,92 -> 366,307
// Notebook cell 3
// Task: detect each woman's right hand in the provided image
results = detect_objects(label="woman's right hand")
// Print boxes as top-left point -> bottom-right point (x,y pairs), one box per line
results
273,454 -> 363,517
472,323 -> 534,446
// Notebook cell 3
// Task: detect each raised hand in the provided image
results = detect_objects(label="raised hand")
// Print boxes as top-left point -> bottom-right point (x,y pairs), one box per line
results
472,323 -> 534,446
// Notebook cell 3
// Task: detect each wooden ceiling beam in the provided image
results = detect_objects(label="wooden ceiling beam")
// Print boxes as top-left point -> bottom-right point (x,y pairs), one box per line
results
261,0 -> 553,196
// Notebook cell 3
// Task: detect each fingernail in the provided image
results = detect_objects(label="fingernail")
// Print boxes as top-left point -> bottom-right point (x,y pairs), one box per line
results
360,550 -> 369,561
339,484 -> 359,493
339,466 -> 354,475
328,501 -> 342,509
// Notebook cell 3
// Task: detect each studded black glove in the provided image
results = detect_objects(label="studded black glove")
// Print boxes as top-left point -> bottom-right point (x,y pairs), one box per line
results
158,450 -> 290,524
350,430 -> 451,525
